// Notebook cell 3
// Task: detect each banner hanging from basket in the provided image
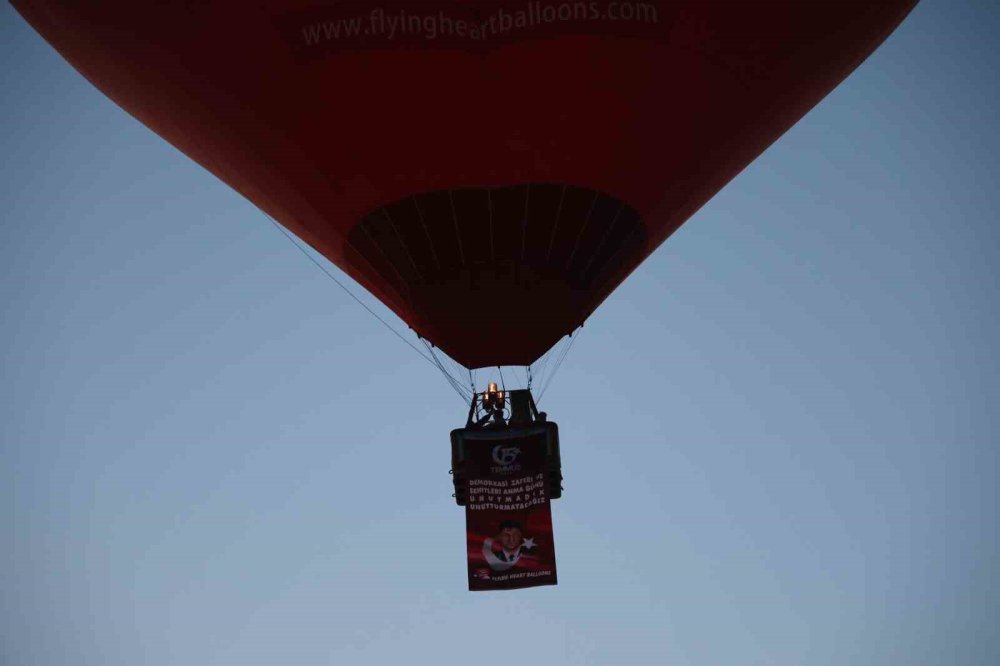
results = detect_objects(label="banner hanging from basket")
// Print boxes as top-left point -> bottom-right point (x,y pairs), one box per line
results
462,430 -> 558,591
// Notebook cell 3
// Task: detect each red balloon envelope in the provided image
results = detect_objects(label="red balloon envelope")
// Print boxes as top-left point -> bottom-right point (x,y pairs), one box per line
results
13,0 -> 917,368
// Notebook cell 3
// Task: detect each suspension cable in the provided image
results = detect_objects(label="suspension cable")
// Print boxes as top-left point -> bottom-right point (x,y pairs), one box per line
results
532,335 -> 564,396
422,339 -> 474,403
538,328 -> 581,403
259,207 -> 576,405
259,209 -> 439,371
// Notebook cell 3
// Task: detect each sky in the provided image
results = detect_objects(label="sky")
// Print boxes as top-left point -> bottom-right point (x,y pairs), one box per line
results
2,2 -> 998,665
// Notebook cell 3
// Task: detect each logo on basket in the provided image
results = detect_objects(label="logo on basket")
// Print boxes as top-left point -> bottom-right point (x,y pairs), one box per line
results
490,444 -> 522,474
492,445 -> 521,466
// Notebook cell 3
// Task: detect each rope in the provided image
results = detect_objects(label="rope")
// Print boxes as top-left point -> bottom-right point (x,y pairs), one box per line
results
259,207 -> 578,405
423,339 -> 474,403
258,208 -> 439,367
532,336 -> 563,396
538,328 -> 581,403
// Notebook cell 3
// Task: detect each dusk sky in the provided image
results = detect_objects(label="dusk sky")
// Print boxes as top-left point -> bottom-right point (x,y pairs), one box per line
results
2,2 -> 998,665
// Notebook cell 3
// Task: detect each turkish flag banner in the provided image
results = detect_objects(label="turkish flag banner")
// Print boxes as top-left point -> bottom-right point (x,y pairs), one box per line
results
463,430 -> 557,591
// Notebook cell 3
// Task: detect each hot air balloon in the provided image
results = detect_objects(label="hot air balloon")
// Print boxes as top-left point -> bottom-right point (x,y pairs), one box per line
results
12,1 -> 917,517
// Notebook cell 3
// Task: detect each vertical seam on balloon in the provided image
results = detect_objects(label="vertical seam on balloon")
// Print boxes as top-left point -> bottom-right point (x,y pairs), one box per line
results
589,219 -> 642,288
358,220 -> 413,303
566,189 -> 601,273
521,183 -> 530,263
411,196 -> 440,273
449,189 -> 465,267
581,201 -> 624,281
344,233 -> 411,311
488,188 -> 494,262
546,184 -> 568,262
382,207 -> 425,284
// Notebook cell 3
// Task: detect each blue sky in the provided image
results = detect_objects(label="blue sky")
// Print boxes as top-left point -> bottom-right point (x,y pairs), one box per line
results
2,2 -> 997,665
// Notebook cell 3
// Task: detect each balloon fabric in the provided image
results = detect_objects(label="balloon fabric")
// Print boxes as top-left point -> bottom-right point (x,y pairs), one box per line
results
11,0 -> 918,368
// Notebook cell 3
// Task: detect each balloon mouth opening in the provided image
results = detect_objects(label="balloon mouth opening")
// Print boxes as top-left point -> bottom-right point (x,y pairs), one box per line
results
344,182 -> 646,367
